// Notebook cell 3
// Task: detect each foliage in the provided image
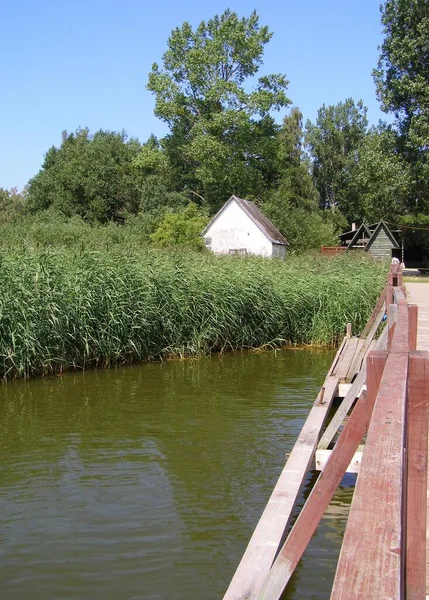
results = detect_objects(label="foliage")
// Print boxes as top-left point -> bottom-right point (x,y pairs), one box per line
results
263,189 -> 342,251
26,129 -> 142,223
0,210 -> 159,251
150,203 -> 209,250
0,187 -> 26,225
373,0 -> 429,212
0,248 -> 386,379
147,9 -> 291,209
352,125 -> 412,221
399,214 -> 429,268
305,99 -> 368,219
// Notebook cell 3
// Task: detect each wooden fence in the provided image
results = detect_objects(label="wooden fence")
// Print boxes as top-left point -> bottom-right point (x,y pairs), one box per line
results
223,264 -> 428,600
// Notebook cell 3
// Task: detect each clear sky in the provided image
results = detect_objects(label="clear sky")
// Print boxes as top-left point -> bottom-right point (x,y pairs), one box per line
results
1,0 -> 387,190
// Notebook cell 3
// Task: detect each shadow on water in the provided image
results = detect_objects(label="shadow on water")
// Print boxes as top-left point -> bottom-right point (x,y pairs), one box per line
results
0,347 -> 353,600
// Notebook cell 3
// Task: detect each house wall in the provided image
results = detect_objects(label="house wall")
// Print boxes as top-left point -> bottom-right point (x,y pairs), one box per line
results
367,229 -> 394,260
203,200 -> 280,258
272,243 -> 286,259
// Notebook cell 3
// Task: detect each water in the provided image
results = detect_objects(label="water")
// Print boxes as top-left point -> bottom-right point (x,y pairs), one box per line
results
0,349 -> 354,600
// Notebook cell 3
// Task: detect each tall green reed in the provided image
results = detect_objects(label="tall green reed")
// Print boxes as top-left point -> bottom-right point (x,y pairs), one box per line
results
0,248 -> 387,379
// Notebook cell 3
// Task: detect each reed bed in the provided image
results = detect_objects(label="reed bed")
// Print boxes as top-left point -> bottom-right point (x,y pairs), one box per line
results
0,248 -> 387,379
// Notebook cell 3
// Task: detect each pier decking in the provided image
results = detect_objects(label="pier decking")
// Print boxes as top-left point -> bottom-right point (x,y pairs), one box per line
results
223,267 -> 429,600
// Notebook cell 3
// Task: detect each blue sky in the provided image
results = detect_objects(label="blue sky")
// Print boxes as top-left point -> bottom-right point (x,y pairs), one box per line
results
1,0 -> 387,190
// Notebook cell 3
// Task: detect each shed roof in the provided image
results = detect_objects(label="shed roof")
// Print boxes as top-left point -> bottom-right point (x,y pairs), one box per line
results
346,223 -> 372,249
365,220 -> 400,251
202,195 -> 289,246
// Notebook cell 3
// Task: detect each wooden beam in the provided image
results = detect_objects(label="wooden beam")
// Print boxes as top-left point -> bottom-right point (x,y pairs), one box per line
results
315,447 -> 363,474
406,351 -> 429,600
333,337 -> 359,381
360,286 -> 386,339
330,351 -> 408,600
408,304 -> 418,352
258,352 -> 387,600
347,305 -> 385,381
318,327 -> 388,452
222,376 -> 339,600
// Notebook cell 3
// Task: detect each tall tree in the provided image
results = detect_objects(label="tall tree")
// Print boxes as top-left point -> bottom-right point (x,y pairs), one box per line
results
263,108 -> 345,250
305,99 -> 368,219
352,125 -> 412,221
373,0 -> 429,211
147,9 -> 291,209
27,129 -> 142,223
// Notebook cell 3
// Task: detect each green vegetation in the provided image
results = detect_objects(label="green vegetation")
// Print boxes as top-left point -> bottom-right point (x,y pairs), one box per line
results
0,248 -> 386,379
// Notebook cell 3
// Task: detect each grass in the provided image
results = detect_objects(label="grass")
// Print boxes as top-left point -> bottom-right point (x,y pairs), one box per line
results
0,243 -> 387,380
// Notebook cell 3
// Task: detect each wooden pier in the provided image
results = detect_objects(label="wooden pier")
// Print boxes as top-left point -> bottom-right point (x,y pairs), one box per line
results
222,265 -> 429,600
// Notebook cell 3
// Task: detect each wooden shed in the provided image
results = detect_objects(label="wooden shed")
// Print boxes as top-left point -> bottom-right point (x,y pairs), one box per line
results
338,220 -> 400,260
365,221 -> 400,260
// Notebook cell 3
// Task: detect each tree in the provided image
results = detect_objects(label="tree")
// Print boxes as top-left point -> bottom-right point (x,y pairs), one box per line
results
305,99 -> 368,219
147,10 -> 291,209
0,187 -> 26,225
373,0 -> 429,211
27,129 -> 142,223
352,125 -> 412,221
150,203 -> 209,250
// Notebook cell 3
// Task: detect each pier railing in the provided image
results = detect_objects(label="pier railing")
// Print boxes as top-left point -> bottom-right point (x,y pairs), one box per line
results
223,263 -> 428,600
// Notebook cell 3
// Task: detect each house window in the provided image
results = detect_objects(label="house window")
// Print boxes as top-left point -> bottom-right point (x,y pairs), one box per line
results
229,248 -> 247,255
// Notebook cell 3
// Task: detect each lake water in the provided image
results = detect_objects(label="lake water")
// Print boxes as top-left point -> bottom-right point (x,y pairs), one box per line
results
0,349 -> 355,600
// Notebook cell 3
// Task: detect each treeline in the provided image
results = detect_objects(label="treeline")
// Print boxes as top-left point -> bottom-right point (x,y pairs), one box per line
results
2,2 -> 428,252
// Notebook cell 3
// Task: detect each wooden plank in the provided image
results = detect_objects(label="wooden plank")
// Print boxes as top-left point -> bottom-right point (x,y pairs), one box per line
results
258,352 -> 387,600
406,352 -> 429,600
318,327 -> 388,452
315,446 -> 363,474
348,305 -> 385,381
222,376 -> 339,600
333,337 -> 359,381
328,336 -> 348,377
330,351 -> 408,600
360,286 -> 386,339
338,383 -> 352,397
408,304 -> 418,352
345,337 -> 365,380
317,368 -> 366,450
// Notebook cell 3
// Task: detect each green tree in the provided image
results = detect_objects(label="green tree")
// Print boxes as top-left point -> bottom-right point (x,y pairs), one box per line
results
352,125 -> 412,221
373,0 -> 429,211
132,135 -> 189,213
147,9 -> 291,209
0,187 -> 26,225
262,107 -> 345,252
305,99 -> 368,218
150,203 -> 209,250
27,129 -> 142,223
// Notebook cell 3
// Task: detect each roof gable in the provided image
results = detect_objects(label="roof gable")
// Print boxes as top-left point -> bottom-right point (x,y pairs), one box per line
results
202,195 -> 289,245
347,223 -> 372,249
365,220 -> 400,251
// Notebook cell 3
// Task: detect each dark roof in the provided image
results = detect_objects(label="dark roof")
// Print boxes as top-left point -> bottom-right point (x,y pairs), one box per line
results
346,223 -> 372,249
365,220 -> 400,251
202,195 -> 289,245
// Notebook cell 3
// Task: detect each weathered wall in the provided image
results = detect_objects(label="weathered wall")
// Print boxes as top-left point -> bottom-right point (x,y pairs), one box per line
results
367,229 -> 394,260
203,200 -> 277,257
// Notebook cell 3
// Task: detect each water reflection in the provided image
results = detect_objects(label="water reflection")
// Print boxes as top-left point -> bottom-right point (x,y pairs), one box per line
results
0,348 -> 354,600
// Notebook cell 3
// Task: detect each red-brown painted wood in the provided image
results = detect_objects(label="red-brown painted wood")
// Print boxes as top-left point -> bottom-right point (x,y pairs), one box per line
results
408,304 -> 418,352
406,351 -> 429,600
258,352 -> 387,600
330,350 -> 408,600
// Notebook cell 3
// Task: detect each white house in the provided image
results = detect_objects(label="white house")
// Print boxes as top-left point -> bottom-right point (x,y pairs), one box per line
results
202,195 -> 289,259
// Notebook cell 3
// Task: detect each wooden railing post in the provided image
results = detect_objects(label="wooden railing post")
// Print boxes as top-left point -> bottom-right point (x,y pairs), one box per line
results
408,304 -> 418,352
387,303 -> 398,351
406,351 -> 429,600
